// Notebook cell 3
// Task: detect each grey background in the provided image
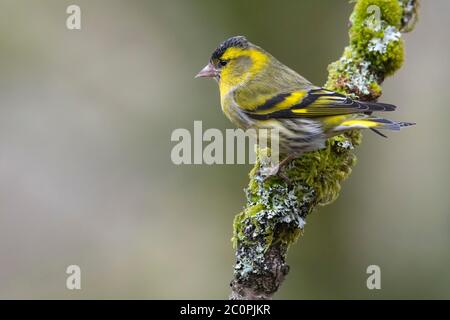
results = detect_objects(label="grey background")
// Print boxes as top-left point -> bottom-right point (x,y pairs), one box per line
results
0,0 -> 448,299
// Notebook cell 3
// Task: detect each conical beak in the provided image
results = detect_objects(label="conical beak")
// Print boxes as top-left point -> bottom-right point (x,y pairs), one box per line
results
195,63 -> 216,78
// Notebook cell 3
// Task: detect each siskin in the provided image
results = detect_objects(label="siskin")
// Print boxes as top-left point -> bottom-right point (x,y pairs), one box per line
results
196,36 -> 414,175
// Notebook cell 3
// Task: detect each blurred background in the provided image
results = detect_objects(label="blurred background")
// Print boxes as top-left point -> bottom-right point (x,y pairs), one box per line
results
0,0 -> 448,299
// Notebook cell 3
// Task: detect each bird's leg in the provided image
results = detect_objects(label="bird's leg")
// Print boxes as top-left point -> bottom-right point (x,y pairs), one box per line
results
260,155 -> 295,183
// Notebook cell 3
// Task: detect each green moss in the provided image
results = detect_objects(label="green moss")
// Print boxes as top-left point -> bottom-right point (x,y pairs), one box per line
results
369,81 -> 382,98
349,0 -> 405,78
232,204 -> 263,248
231,0 -> 418,285
351,0 -> 402,28
377,40 -> 404,75
284,132 -> 360,205
232,133 -> 359,252
326,1 -> 406,100
232,149 -> 317,279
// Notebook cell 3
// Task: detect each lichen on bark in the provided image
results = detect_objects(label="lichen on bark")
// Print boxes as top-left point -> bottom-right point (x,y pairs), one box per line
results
230,0 -> 419,300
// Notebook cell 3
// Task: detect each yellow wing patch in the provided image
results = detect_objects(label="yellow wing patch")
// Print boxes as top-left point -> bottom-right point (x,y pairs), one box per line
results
340,119 -> 380,128
274,91 -> 307,109
292,108 -> 308,114
235,90 -> 308,114
255,91 -> 307,115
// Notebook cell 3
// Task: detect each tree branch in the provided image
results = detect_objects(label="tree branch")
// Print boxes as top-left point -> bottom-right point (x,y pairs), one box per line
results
229,0 -> 419,300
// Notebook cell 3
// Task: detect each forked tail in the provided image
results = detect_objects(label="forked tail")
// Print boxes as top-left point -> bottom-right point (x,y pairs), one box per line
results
335,116 -> 415,135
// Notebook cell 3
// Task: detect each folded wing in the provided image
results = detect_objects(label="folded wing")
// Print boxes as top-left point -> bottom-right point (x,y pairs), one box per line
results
242,88 -> 396,120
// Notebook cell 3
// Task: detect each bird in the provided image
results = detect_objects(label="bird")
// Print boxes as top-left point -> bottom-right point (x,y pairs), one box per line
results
195,36 -> 414,176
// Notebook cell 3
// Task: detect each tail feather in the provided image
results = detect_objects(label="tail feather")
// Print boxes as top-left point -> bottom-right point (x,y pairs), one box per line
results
336,117 -> 415,133
399,121 -> 416,127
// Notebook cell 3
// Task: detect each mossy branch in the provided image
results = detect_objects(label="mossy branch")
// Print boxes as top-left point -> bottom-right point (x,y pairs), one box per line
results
229,0 -> 419,300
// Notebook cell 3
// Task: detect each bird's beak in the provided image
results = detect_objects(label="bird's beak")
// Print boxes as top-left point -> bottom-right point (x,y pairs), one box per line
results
195,63 -> 216,78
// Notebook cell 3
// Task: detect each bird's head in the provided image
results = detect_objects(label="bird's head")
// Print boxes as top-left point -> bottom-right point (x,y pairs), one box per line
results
196,36 -> 270,96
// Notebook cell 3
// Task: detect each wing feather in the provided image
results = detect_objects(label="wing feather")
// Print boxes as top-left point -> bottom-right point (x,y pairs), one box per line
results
243,88 -> 396,120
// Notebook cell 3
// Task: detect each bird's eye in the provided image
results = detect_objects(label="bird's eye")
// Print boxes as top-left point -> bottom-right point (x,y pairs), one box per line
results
219,60 -> 228,67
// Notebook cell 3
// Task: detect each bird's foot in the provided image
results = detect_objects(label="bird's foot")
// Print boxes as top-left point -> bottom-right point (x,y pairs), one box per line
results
259,156 -> 294,185
260,163 -> 280,178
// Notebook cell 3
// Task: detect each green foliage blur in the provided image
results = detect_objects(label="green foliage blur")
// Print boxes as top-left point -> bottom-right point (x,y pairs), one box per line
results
0,0 -> 449,299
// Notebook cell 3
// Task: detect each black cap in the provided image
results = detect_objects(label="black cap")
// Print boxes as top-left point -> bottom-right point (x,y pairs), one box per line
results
211,36 -> 249,60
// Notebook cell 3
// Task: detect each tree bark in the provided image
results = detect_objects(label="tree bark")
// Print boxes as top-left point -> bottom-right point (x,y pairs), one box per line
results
230,0 -> 419,300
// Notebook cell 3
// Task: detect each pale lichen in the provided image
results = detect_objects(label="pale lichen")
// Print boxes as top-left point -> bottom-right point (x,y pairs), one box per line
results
232,149 -> 314,279
230,0 -> 419,299
368,26 -> 401,54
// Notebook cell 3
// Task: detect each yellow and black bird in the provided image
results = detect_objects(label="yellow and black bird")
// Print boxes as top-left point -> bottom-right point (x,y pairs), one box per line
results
196,36 -> 414,174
